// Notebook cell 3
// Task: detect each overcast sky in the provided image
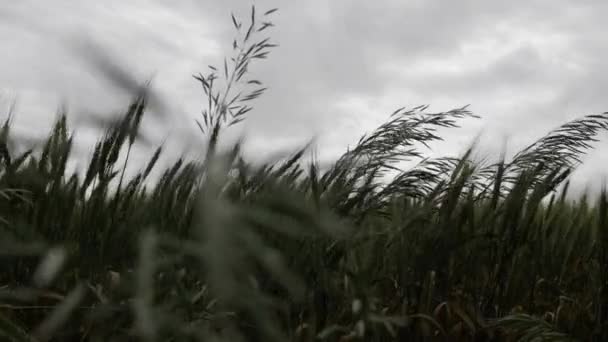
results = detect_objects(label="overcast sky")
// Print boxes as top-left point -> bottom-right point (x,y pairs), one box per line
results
2,0 -> 608,196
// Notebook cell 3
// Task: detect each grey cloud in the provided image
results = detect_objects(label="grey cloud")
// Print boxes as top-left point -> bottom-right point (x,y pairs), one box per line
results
2,0 -> 608,194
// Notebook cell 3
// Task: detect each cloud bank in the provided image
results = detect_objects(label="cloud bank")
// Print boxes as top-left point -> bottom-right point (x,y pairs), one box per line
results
2,0 -> 608,195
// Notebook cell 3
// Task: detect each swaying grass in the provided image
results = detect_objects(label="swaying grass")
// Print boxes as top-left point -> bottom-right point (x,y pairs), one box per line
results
2,5 -> 608,341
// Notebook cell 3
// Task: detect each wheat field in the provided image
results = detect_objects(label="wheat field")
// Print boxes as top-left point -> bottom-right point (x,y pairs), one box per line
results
1,6 -> 608,341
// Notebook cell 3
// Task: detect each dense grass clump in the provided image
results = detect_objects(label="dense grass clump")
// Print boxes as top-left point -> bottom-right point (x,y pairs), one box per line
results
2,6 -> 608,341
